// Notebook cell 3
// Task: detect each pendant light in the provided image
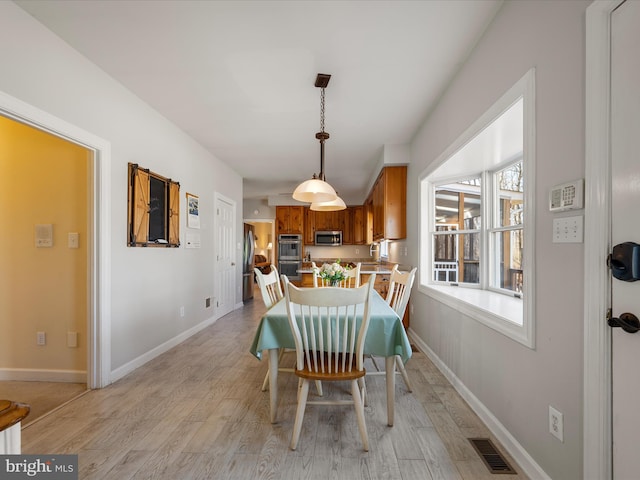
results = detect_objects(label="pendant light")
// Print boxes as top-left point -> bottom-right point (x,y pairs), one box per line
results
310,192 -> 347,211
292,74 -> 342,206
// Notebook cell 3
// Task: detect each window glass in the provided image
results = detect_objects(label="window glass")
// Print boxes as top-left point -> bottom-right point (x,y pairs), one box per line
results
433,178 -> 481,285
497,162 -> 524,228
493,230 -> 523,293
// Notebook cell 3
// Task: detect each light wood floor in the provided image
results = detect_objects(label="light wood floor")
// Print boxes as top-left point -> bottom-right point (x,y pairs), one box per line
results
19,289 -> 528,479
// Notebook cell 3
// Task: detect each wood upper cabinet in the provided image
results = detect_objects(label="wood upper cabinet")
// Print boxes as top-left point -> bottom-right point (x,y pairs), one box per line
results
304,208 -> 353,244
364,197 -> 374,245
315,211 -> 342,231
342,208 -> 353,245
350,206 -> 365,245
276,206 -> 304,235
303,207 -> 315,244
370,166 -> 407,241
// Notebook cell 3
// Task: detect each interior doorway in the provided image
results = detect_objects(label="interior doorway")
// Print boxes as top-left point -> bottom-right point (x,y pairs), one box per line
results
0,114 -> 91,422
0,89 -> 112,396
246,220 -> 275,265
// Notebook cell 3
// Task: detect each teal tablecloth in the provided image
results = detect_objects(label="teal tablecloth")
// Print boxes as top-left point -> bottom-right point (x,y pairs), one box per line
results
249,290 -> 412,364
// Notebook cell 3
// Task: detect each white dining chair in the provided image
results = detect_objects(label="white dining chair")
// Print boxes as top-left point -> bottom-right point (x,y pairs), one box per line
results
255,266 -> 287,392
313,262 -> 361,288
282,274 -> 376,451
255,267 -> 322,396
369,264 -> 417,392
254,264 -> 283,309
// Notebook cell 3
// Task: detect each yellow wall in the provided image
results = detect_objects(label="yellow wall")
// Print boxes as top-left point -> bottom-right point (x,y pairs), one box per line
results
249,221 -> 273,262
0,115 -> 89,374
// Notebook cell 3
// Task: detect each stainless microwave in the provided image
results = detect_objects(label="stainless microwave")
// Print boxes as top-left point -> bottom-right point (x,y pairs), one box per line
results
315,230 -> 342,246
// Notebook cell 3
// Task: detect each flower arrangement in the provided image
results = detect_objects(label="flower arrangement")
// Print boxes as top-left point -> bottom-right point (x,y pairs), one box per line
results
314,259 -> 351,286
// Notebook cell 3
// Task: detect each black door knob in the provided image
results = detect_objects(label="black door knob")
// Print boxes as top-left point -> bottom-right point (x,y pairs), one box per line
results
608,312 -> 640,334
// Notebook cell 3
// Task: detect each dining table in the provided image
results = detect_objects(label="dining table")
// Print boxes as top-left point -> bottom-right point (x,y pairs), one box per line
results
249,288 -> 412,426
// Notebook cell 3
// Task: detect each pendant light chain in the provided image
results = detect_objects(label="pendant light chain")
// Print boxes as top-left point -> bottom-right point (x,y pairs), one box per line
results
291,73 -> 339,205
320,87 -> 325,133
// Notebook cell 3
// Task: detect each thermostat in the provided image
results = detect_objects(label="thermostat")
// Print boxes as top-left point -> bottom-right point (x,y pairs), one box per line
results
549,180 -> 584,212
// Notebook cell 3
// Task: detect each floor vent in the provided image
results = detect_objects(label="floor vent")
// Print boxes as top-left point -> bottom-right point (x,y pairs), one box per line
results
468,438 -> 516,474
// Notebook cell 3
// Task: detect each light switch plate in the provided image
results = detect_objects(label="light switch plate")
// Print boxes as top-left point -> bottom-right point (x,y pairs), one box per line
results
553,215 -> 583,243
68,232 -> 79,249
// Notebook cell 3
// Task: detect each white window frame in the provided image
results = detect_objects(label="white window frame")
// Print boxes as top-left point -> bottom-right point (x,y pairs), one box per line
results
419,69 -> 536,348
488,159 -> 524,296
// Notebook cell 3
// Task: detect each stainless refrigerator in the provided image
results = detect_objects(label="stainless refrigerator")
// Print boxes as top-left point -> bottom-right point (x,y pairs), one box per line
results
242,223 -> 255,301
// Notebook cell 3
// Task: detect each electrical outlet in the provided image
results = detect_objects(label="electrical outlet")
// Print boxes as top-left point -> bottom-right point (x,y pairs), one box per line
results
180,306 -> 185,317
205,297 -> 211,308
549,405 -> 564,442
355,248 -> 359,254
36,331 -> 46,346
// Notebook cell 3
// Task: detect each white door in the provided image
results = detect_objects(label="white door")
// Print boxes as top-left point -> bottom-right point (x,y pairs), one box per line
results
611,1 -> 640,477
214,193 -> 236,318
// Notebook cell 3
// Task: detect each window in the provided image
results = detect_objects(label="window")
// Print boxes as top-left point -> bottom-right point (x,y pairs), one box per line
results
379,239 -> 389,260
128,163 -> 180,247
419,69 -> 535,348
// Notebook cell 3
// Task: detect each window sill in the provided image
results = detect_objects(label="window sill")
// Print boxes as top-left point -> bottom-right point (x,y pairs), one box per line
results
420,284 -> 532,348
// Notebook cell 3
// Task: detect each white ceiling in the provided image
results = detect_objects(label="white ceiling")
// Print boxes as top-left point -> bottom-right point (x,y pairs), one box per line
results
15,0 -> 503,205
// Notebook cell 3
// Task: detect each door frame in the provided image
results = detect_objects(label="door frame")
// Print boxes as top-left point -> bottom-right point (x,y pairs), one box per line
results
0,90 -> 111,389
584,1 -> 625,478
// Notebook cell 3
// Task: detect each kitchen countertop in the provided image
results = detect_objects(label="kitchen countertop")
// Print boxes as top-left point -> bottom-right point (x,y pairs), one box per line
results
298,261 -> 395,275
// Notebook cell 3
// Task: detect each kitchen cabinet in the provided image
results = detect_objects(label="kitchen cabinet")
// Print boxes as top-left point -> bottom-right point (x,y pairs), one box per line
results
342,208 -> 353,245
364,198 -> 374,245
352,206 -> 365,245
302,206 -> 365,245
315,211 -> 343,232
276,206 -> 304,235
304,208 -> 351,244
369,166 -> 406,241
303,207 -> 315,245
361,273 -> 391,299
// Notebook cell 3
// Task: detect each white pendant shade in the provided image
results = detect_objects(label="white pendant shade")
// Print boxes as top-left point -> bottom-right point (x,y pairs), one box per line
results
310,195 -> 346,211
292,178 -> 338,203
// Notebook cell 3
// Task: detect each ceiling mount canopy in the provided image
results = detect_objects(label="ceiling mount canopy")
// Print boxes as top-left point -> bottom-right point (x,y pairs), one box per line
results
292,73 -> 345,210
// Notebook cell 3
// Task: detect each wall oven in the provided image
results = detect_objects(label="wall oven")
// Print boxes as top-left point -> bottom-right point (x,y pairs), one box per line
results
278,234 -> 302,280
278,260 -> 302,281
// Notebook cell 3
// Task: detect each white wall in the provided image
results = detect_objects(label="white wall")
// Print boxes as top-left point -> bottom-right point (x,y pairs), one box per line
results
0,3 -> 243,374
407,1 -> 588,479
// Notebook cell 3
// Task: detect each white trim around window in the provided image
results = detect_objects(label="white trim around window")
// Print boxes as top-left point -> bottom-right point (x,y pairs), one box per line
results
418,69 -> 536,349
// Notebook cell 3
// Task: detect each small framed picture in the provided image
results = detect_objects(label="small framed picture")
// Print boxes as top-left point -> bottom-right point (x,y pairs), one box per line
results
186,192 -> 200,229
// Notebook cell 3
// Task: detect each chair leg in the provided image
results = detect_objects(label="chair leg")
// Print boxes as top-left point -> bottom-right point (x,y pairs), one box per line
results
358,376 -> 367,406
395,355 -> 413,392
290,379 -> 310,451
315,380 -> 323,397
369,354 -> 382,372
261,369 -> 270,392
351,379 -> 369,451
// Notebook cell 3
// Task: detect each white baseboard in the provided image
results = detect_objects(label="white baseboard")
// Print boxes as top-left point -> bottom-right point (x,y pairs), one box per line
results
110,315 -> 218,383
0,368 -> 86,383
407,329 -> 550,480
